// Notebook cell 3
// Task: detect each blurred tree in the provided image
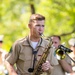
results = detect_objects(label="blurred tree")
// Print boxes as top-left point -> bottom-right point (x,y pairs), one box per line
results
0,0 -> 75,51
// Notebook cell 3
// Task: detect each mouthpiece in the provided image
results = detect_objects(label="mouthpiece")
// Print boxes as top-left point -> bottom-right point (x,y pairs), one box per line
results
39,33 -> 43,36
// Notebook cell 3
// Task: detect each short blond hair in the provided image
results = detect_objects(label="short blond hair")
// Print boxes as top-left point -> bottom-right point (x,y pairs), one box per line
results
29,14 -> 45,24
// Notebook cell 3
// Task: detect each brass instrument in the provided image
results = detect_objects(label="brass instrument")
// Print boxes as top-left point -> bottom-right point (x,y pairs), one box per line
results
32,39 -> 52,75
55,45 -> 72,59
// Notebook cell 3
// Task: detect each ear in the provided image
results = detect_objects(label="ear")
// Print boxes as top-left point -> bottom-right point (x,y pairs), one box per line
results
28,24 -> 31,29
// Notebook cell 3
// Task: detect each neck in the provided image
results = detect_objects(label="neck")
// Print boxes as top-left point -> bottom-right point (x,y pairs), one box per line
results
29,35 -> 40,42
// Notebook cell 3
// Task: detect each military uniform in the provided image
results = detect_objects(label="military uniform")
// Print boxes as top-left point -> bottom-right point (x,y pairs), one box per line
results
68,38 -> 75,74
50,56 -> 71,75
6,37 -> 59,75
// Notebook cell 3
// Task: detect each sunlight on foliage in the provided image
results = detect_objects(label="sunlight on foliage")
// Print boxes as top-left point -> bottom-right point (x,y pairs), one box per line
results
0,0 -> 75,51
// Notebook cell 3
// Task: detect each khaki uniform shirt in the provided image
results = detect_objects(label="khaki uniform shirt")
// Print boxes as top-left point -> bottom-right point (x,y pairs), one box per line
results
6,37 -> 58,75
50,55 -> 71,75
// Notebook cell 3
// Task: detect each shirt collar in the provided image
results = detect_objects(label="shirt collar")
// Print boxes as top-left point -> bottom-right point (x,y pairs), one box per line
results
22,36 -> 45,48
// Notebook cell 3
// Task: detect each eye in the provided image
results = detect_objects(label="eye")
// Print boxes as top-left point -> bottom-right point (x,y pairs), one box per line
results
36,25 -> 40,27
55,42 -> 57,44
42,25 -> 44,27
36,25 -> 45,27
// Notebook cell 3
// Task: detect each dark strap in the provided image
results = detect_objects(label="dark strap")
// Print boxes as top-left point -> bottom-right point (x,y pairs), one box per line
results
27,37 -> 42,72
27,37 -> 42,55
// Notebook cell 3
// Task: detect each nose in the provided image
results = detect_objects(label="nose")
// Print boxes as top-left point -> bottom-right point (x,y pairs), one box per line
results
39,25 -> 44,30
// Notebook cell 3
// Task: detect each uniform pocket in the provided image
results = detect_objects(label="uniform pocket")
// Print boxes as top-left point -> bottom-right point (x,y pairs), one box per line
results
19,51 -> 32,62
22,53 -> 32,72
19,53 -> 25,61
25,55 -> 32,61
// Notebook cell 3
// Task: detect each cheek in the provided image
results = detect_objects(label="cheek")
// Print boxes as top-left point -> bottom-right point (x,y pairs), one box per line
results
34,27 -> 39,32
54,43 -> 58,47
32,26 -> 36,31
33,28 -> 38,34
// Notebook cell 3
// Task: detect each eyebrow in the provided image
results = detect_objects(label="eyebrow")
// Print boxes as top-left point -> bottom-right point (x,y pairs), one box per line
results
36,24 -> 45,26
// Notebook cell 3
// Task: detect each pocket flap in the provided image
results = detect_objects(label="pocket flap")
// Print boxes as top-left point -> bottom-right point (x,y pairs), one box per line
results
19,54 -> 25,61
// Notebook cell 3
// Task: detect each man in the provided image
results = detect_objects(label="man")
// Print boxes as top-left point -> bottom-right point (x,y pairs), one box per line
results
0,35 -> 8,75
5,14 -> 58,75
50,35 -> 73,75
68,38 -> 75,60
68,38 -> 75,75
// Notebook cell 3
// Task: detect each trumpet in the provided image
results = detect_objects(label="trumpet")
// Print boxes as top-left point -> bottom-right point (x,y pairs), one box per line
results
55,45 -> 73,59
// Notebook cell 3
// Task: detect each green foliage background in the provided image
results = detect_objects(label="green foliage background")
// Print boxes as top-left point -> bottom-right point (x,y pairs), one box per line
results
0,0 -> 75,52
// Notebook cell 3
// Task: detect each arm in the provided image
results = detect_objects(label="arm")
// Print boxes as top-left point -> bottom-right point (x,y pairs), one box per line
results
5,60 -> 17,75
59,59 -> 73,73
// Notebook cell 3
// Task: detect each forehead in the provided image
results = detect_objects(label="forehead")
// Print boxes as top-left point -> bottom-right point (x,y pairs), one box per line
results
33,20 -> 45,25
52,37 -> 60,42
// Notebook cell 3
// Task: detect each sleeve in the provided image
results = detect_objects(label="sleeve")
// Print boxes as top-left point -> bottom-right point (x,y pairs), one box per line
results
47,47 -> 59,66
64,55 -> 71,65
6,41 -> 21,65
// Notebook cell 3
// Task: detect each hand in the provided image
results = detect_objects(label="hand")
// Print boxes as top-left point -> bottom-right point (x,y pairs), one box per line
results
42,61 -> 53,71
9,72 -> 17,75
70,72 -> 75,75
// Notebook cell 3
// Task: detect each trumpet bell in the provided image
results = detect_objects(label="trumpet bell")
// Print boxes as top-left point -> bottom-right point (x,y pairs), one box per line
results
55,49 -> 66,60
55,45 -> 73,60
